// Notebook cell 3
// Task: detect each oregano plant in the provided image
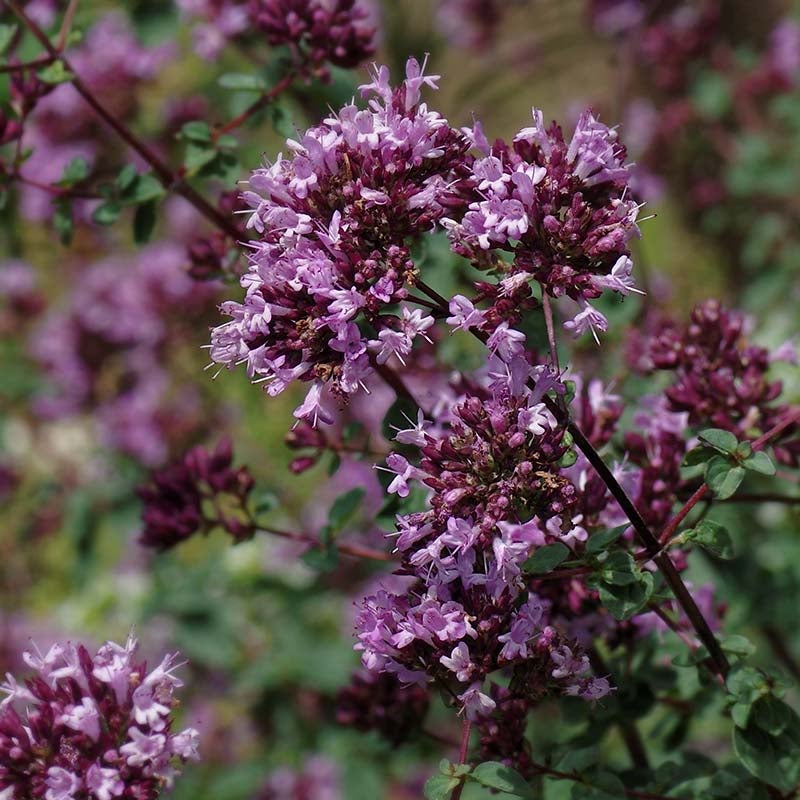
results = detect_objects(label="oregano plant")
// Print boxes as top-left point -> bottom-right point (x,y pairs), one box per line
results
0,1 -> 799,799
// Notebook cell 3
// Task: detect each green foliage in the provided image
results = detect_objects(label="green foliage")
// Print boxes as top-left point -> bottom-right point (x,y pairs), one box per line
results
37,60 -> 74,84
682,428 -> 775,500
301,487 -> 364,571
683,519 -> 735,560
0,23 -> 18,56
524,542 -> 570,573
218,73 -> 269,92
178,121 -> 241,179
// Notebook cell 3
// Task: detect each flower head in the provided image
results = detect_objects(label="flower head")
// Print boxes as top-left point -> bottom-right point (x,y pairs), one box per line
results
0,636 -> 198,799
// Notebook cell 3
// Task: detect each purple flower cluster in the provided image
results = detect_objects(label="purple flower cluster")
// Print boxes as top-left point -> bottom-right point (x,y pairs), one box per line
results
589,1 -> 720,93
444,109 -> 641,340
436,0 -> 511,50
210,58 -> 468,421
249,0 -> 377,71
0,260 -> 44,335
138,439 -> 255,551
0,636 -> 199,799
623,396 -> 689,530
30,243 -> 217,466
176,0 -> 376,69
637,300 -> 799,460
356,368 -> 612,721
175,0 -> 250,60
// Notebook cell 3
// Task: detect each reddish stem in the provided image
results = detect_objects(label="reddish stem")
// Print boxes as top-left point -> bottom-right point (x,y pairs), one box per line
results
659,484 -> 708,546
257,524 -> 395,562
450,717 -> 472,800
56,0 -> 79,50
0,54 -> 56,72
11,172 -> 96,199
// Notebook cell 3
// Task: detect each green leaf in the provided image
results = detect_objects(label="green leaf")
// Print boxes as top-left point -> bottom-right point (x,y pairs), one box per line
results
179,120 -> 213,142
727,666 -> 770,727
471,762 -> 533,797
124,173 -> 165,205
37,60 -> 73,85
53,198 -> 73,245
600,551 -> 639,586
269,102 -> 295,138
705,457 -> 745,500
133,200 -> 157,244
92,201 -> 122,226
559,448 -> 578,468
692,70 -> 732,119
215,133 -> 239,150
585,526 -> 624,555
218,72 -> 268,92
524,542 -> 570,574
742,451 -> 776,476
684,519 -> 734,559
58,157 -> 90,187
682,445 -> 716,468
555,746 -> 599,773
424,774 -> 460,800
184,141 -> 218,172
699,428 -> 739,455
439,759 -> 472,778
301,544 -> 339,572
570,771 -> 626,800
721,635 -> 756,659
598,572 -> 654,620
736,441 -> 753,459
116,164 -> 138,191
327,487 -> 365,534
0,24 -> 18,56
752,696 -> 793,737
733,711 -> 800,792
252,491 -> 278,516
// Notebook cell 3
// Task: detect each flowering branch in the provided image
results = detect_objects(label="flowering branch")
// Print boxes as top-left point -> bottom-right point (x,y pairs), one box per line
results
410,279 -> 732,678
6,0 -> 243,242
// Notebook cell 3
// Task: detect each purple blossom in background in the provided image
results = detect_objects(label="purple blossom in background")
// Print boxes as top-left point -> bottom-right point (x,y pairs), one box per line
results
256,756 -> 340,800
637,300 -> 800,462
0,636 -> 199,799
249,0 -> 377,71
588,0 -> 645,36
138,439 -> 255,550
175,0 -> 250,59
436,0 -> 517,50
768,17 -> 800,85
30,242 -> 217,465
